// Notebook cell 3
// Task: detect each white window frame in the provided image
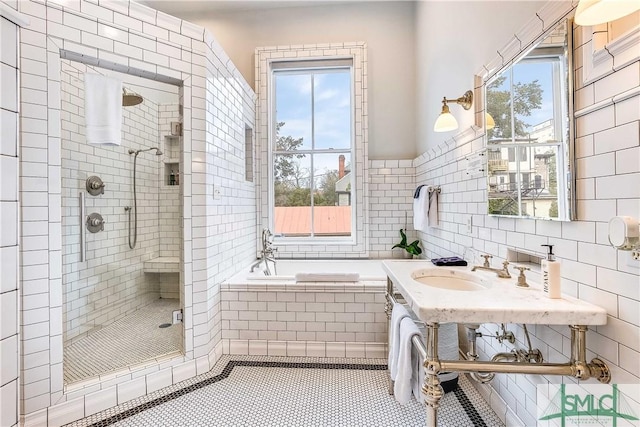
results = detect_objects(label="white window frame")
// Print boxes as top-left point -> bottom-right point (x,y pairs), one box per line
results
255,43 -> 369,257
270,64 -> 355,243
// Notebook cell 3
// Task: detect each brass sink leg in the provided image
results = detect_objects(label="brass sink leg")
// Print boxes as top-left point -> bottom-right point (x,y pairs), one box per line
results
570,325 -> 611,383
423,322 -> 442,427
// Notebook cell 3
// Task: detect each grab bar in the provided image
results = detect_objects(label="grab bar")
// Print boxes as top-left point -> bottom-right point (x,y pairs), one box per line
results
79,191 -> 86,262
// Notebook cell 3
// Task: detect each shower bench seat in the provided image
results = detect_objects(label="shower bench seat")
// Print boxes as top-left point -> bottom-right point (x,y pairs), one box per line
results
143,256 -> 180,273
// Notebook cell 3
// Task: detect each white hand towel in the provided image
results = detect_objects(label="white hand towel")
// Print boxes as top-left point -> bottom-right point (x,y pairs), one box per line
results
84,73 -> 122,146
411,343 -> 426,402
388,304 -> 410,381
412,186 -> 429,232
394,317 -> 421,404
427,187 -> 439,227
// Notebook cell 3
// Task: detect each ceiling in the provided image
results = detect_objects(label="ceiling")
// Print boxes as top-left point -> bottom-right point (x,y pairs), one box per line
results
138,0 -> 370,16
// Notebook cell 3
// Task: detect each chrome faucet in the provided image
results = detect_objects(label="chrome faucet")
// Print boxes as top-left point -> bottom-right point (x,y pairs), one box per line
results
471,259 -> 511,278
249,228 -> 278,275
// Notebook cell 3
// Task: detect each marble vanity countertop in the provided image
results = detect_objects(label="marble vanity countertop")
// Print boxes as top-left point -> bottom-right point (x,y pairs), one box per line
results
382,260 -> 607,325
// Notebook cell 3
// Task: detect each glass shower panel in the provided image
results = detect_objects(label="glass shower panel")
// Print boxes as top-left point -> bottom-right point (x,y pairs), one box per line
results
60,59 -> 183,384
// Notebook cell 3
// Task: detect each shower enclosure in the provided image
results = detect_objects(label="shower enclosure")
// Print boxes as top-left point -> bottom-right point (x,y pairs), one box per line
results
60,59 -> 184,384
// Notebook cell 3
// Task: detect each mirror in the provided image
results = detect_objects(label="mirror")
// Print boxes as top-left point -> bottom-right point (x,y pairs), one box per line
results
485,18 -> 575,220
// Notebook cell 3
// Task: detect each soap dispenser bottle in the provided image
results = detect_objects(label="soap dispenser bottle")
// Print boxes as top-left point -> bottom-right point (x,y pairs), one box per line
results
541,244 -> 561,299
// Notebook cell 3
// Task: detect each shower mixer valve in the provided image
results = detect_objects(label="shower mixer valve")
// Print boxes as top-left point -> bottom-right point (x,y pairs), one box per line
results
86,176 -> 105,196
86,213 -> 105,233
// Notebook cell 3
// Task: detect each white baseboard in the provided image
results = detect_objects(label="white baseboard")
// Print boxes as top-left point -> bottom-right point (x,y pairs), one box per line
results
224,339 -> 387,359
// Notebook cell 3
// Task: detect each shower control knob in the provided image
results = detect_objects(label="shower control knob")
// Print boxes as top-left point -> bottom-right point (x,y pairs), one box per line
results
86,176 -> 105,196
86,213 -> 105,233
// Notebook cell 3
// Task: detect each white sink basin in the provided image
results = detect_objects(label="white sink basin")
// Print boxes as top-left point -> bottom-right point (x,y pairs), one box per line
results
411,268 -> 491,291
382,260 -> 608,325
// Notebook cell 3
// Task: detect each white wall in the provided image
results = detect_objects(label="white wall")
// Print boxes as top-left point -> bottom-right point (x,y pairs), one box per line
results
184,2 -> 416,160
415,0 -> 546,154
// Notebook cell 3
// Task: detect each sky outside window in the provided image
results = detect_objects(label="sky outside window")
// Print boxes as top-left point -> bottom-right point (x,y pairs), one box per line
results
275,68 -> 351,155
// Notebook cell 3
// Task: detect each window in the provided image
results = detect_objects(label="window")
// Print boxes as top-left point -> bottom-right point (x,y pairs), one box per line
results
272,61 -> 354,239
256,43 -> 367,254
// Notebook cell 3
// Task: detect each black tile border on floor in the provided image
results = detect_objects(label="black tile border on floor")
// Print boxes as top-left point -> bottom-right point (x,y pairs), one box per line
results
454,385 -> 488,427
84,360 -> 487,427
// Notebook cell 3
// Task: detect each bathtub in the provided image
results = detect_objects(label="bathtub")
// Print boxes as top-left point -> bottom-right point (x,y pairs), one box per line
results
221,259 -> 388,359
243,259 -> 387,282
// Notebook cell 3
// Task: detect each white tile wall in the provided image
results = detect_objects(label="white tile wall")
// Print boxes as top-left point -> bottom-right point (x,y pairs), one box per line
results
0,13 -> 21,427
14,0 -> 257,424
414,20 -> 640,425
368,159 -> 416,258
220,283 -> 387,357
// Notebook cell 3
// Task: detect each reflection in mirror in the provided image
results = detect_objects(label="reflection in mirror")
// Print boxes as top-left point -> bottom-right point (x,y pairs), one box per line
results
485,19 -> 574,220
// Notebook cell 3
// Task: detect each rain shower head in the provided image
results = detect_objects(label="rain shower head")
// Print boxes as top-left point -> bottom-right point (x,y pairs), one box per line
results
122,88 -> 143,107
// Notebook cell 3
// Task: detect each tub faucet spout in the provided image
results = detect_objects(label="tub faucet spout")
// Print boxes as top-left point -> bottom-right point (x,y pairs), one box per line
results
249,258 -> 264,273
250,228 -> 278,275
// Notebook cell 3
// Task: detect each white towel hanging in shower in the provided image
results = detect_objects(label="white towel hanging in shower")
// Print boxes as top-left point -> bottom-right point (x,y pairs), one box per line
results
84,73 -> 122,146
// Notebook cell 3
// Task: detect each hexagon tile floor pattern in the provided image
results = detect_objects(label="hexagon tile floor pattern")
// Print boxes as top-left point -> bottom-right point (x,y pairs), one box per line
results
66,355 -> 504,427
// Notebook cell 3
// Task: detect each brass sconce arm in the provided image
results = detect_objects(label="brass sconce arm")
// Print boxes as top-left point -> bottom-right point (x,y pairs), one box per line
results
441,90 -> 473,110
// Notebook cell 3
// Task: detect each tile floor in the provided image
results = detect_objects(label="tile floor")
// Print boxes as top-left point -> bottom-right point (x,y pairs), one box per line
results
64,299 -> 182,383
67,355 -> 504,427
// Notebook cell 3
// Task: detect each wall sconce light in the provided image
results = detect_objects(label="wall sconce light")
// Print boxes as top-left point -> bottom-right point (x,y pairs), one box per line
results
575,0 -> 640,26
433,90 -> 473,133
485,113 -> 495,130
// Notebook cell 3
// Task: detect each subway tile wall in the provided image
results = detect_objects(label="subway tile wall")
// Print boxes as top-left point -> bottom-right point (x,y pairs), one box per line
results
14,0 -> 257,423
367,159 -> 416,259
413,22 -> 640,426
220,283 -> 387,358
1,14 -> 20,427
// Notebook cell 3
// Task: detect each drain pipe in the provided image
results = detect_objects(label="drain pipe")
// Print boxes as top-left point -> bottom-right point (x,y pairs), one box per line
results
464,324 -> 496,383
465,323 -> 543,383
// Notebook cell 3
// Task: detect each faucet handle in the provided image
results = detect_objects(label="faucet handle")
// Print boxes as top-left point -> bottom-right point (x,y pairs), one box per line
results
512,265 -> 530,287
481,254 -> 493,267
